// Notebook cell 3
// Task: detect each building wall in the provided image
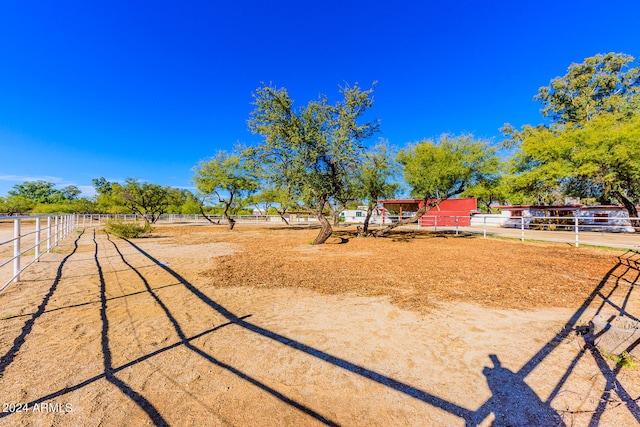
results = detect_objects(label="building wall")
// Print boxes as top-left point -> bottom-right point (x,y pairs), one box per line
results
340,209 -> 389,224
419,198 -> 477,226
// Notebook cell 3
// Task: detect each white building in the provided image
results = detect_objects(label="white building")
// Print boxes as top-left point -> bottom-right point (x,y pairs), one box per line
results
497,205 -> 635,232
339,206 -> 390,224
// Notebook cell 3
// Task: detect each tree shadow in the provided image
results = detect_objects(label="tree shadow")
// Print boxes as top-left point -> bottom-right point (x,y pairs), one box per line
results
266,225 -> 321,231
3,235 -> 639,426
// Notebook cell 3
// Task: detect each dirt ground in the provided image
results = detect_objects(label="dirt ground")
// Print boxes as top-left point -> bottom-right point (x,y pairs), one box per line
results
0,223 -> 639,426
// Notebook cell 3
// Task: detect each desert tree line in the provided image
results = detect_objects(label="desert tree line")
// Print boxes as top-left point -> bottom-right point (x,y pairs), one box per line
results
2,53 -> 639,243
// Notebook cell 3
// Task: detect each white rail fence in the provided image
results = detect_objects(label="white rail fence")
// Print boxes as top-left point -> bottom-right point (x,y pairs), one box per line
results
1,213 -> 639,291
0,215 -> 76,291
415,214 -> 639,249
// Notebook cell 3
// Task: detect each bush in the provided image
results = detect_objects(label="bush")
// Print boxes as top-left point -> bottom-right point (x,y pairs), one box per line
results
105,220 -> 153,238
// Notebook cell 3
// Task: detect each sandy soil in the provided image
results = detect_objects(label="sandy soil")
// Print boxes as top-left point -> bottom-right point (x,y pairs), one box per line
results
0,224 -> 639,426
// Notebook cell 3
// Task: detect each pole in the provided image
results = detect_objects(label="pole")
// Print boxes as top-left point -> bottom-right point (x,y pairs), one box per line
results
575,216 -> 579,247
13,219 -> 21,282
47,216 -> 52,251
55,216 -> 59,246
35,217 -> 41,261
521,216 -> 525,242
483,216 -> 487,238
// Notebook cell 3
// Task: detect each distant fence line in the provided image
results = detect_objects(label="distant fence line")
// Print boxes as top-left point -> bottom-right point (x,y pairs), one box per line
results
1,213 -> 639,291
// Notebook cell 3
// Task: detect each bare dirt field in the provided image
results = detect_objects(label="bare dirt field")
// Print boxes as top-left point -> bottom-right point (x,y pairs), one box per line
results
0,224 -> 639,426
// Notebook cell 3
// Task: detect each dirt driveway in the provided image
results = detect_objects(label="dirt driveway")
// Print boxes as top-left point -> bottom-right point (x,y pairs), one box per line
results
0,225 -> 639,426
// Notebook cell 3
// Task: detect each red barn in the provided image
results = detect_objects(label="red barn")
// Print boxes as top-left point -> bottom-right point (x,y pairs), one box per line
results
379,198 -> 477,226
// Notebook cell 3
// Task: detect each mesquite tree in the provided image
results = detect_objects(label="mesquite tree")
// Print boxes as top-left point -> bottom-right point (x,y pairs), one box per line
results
375,134 -> 499,235
193,150 -> 259,230
112,179 -> 172,224
504,53 -> 640,220
358,141 -> 399,235
248,82 -> 379,244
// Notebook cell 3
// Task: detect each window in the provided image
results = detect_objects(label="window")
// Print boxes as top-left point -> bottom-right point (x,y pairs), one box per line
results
356,211 -> 363,217
594,213 -> 608,223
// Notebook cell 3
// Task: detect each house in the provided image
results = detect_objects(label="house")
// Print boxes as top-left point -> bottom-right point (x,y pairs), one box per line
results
497,204 -> 635,232
339,206 -> 390,224
378,198 -> 478,226
576,205 -> 635,232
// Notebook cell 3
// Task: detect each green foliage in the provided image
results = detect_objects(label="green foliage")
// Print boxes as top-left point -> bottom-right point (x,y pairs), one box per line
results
359,140 -> 400,203
535,52 -> 640,125
248,83 -> 379,208
357,140 -> 399,231
30,198 -> 98,214
503,52 -> 640,217
165,188 -> 200,214
250,187 -> 296,219
193,149 -> 259,226
248,82 -> 379,243
105,219 -> 153,238
461,175 -> 510,212
508,113 -> 640,213
398,134 -> 500,201
111,179 -> 172,223
600,348 -> 638,369
0,195 -> 35,215
8,180 -> 80,204
60,185 -> 81,200
92,177 -> 113,195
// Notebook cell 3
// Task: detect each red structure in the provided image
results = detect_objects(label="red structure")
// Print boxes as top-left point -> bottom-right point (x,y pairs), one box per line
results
379,198 -> 477,226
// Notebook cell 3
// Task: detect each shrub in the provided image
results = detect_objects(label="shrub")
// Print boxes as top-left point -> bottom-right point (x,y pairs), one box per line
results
105,220 -> 153,238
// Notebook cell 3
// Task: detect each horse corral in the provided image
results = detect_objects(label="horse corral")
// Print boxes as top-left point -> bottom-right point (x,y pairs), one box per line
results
0,224 -> 639,426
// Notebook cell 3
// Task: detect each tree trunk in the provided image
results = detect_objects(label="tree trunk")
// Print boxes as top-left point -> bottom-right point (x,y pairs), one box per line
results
372,198 -> 443,237
276,209 -> 290,225
222,201 -> 236,230
312,202 -> 332,244
333,211 -> 341,226
226,216 -> 236,230
199,204 -> 218,224
611,190 -> 640,227
362,204 -> 374,235
372,185 -> 466,237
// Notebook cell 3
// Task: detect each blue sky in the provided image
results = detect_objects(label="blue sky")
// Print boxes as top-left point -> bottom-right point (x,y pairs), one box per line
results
1,1 -> 639,198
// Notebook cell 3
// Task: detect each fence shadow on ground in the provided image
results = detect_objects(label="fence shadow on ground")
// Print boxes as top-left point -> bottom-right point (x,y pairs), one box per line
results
0,230 -> 84,378
1,232 -> 639,426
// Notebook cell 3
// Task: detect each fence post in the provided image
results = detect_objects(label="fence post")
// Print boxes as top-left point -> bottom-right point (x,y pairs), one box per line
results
35,217 -> 41,261
55,216 -> 59,246
483,216 -> 487,238
521,216 -> 525,243
434,216 -> 437,232
456,216 -> 459,235
575,216 -> 579,248
47,216 -> 52,251
13,219 -> 21,282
